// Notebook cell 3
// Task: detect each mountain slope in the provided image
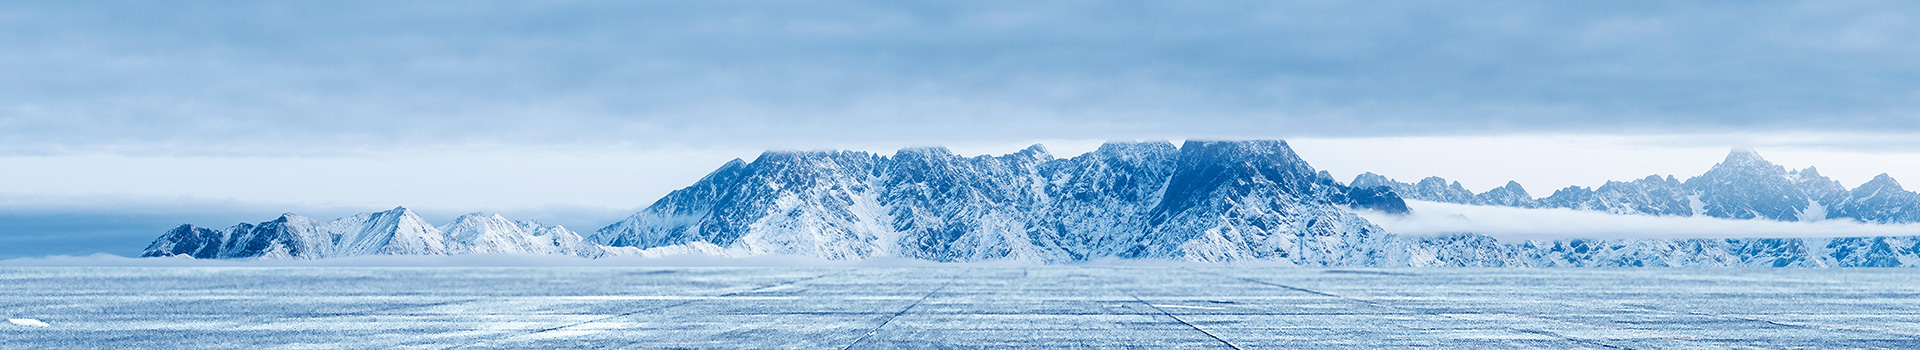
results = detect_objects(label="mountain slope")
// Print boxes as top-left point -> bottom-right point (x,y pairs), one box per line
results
1360,148 -> 1917,224
594,140 -> 1408,264
1829,174 -> 1920,224
143,208 -> 611,259
142,141 -> 1920,266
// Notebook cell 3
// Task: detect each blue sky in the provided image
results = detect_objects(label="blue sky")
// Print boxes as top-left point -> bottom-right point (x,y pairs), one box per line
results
5,1 -> 1918,154
2,1 -> 1918,258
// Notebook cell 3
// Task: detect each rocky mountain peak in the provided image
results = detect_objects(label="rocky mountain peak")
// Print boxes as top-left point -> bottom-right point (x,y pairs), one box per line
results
1859,173 -> 1904,193
1723,148 -> 1767,166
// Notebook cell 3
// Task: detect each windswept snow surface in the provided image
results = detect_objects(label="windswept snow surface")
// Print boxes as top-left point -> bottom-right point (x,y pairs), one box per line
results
7,268 -> 1920,348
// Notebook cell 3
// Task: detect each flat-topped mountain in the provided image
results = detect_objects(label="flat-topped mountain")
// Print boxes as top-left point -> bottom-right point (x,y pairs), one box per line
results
592,140 -> 1406,264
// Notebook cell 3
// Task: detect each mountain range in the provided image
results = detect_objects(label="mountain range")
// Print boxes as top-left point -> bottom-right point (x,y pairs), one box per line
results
1352,148 -> 1919,224
142,140 -> 1920,266
142,209 -> 724,260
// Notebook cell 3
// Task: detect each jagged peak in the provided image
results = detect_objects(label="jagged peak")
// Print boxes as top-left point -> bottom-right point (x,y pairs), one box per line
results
1476,180 -> 1531,201
1719,148 -> 1772,167
1094,140 -> 1178,154
449,212 -> 507,222
372,206 -> 428,224
1177,140 -> 1303,164
1552,185 -> 1594,194
1016,144 -> 1050,156
1349,173 -> 1397,190
986,143 -> 1054,162
1796,166 -> 1822,177
1483,181 -> 1529,196
753,149 -> 876,164
890,147 -> 964,167
1171,140 -> 1316,178
895,146 -> 955,157
1859,173 -> 1904,192
690,158 -> 750,184
1181,139 -> 1292,150
270,213 -> 319,225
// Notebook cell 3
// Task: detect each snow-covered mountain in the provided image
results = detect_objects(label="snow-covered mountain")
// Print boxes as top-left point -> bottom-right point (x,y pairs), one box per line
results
1353,174 -> 1477,204
1355,148 -> 1920,224
142,142 -> 1920,266
1828,174 -> 1920,224
1397,234 -> 1919,267
592,140 -> 1409,264
142,207 -> 633,259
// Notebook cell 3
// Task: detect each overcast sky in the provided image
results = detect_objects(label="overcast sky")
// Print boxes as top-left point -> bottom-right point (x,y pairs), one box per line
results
3,1 -> 1919,258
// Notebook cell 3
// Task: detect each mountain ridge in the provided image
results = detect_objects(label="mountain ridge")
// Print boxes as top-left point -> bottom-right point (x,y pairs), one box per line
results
141,141 -> 1920,266
1355,149 -> 1920,224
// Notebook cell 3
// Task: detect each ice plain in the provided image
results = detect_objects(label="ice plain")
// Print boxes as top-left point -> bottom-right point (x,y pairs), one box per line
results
3,267 -> 1920,349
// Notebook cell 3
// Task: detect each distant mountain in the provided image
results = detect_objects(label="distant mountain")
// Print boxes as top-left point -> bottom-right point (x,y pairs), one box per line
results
141,207 -> 688,259
1399,234 -> 1919,267
1352,174 -> 1477,204
1355,148 -> 1920,224
1828,174 -> 1920,224
142,141 -> 1920,266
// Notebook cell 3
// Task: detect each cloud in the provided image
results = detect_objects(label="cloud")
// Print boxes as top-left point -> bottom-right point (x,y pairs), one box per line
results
2,1 -> 1918,156
1357,200 -> 1920,240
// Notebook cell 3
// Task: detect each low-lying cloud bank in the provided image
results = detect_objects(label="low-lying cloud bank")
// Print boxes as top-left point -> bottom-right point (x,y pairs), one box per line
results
1361,200 -> 1920,241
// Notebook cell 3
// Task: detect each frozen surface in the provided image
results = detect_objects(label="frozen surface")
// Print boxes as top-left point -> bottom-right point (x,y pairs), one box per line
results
4,268 -> 1920,349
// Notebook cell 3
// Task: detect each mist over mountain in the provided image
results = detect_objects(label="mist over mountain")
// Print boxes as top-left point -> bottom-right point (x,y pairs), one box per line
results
142,141 -> 1920,266
1357,148 -> 1920,224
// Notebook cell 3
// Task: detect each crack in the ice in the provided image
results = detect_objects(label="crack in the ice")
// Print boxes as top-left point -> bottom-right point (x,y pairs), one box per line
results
1128,293 -> 1246,350
838,274 -> 957,350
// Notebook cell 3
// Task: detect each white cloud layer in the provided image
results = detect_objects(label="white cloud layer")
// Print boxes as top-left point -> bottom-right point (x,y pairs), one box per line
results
1359,200 -> 1920,241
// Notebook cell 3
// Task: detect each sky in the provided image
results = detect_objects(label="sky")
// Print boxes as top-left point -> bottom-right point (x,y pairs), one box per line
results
2,1 -> 1919,258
